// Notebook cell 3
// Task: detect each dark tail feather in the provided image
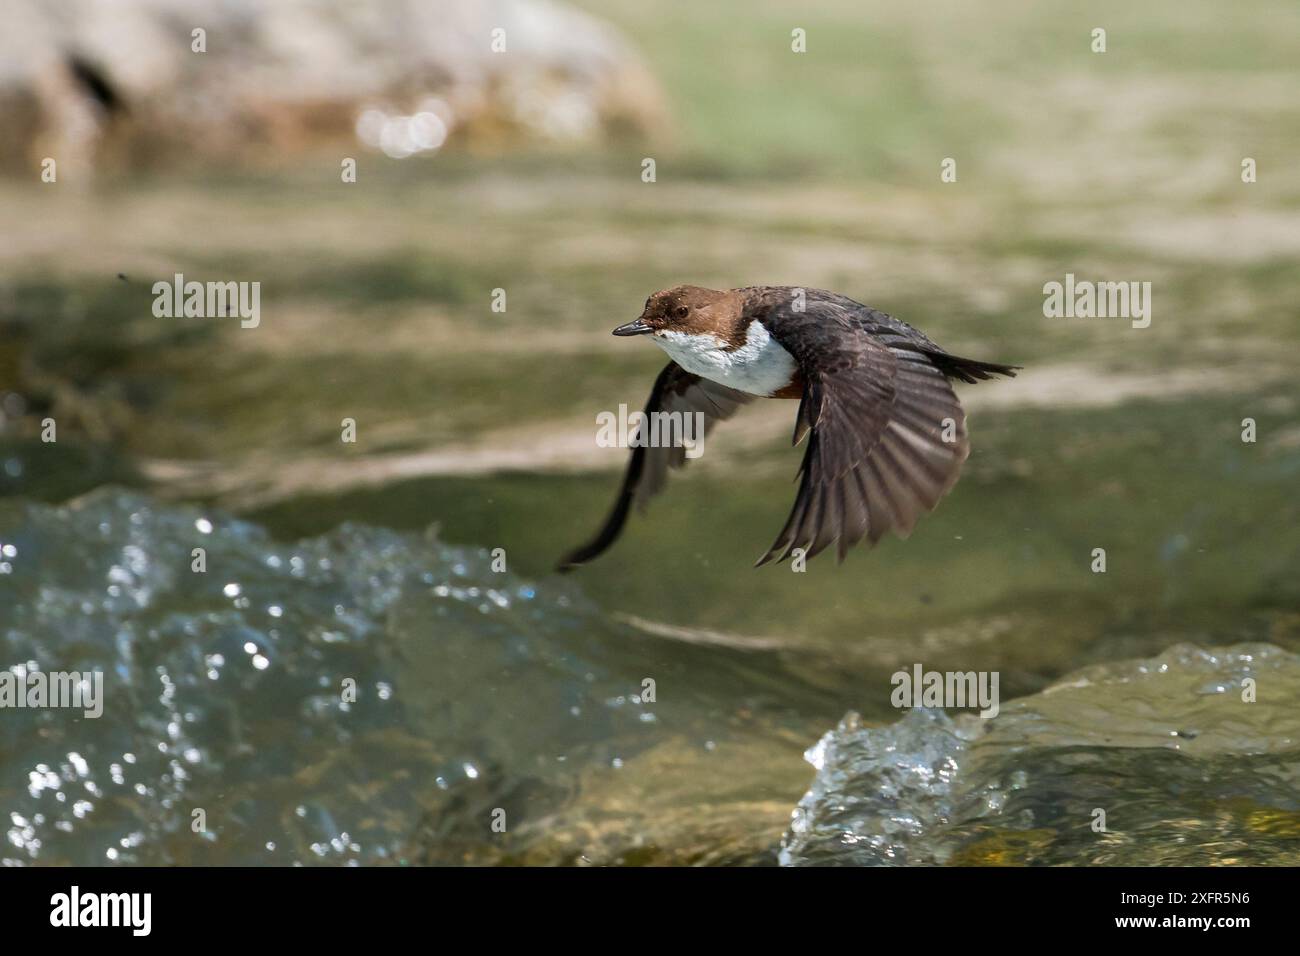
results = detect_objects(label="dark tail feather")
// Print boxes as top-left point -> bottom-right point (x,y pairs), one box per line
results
555,490 -> 633,572
555,443 -> 647,572
923,351 -> 1021,385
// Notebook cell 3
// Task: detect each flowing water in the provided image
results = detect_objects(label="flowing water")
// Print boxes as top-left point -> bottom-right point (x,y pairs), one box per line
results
2,480 -> 1298,866
2,185 -> 1298,863
1,490 -> 828,865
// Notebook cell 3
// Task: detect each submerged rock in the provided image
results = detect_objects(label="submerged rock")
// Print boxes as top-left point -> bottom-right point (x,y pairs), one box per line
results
781,644 -> 1300,865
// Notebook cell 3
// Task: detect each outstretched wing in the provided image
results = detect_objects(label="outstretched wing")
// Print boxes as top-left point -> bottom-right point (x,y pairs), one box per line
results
755,293 -> 971,564
557,362 -> 754,570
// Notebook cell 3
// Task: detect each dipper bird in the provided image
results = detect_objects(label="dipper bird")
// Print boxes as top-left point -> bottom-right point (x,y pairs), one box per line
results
557,286 -> 1018,570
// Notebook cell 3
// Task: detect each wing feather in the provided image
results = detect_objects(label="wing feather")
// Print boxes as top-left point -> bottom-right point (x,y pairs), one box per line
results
558,362 -> 753,570
753,292 -> 977,565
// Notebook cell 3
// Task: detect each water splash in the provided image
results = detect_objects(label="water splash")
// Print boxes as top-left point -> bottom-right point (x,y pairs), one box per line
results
0,489 -> 821,865
781,644 -> 1300,865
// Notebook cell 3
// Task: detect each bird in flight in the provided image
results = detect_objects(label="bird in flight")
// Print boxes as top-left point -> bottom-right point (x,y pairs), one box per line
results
557,286 -> 1018,570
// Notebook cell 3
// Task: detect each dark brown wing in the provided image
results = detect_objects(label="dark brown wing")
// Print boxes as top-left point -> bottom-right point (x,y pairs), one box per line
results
557,362 -> 754,571
754,293 -> 973,565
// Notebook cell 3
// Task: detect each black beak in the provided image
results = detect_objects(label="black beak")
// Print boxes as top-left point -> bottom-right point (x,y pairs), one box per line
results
612,318 -> 653,336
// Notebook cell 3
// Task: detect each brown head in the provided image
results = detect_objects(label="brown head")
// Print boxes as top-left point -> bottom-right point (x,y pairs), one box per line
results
612,285 -> 746,345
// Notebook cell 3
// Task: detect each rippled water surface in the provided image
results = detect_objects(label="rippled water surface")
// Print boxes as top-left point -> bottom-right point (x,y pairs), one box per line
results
3,490 -> 1298,865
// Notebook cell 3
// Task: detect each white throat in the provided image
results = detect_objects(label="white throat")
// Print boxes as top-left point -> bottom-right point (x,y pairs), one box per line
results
652,320 -> 797,397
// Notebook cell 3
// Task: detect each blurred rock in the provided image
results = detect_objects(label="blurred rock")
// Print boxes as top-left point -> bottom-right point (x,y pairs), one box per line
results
0,0 -> 668,174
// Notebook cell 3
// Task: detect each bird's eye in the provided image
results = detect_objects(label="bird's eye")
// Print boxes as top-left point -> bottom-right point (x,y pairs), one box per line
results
674,305 -> 689,319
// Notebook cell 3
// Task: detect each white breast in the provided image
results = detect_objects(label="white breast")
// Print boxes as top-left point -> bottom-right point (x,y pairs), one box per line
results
652,320 -> 797,397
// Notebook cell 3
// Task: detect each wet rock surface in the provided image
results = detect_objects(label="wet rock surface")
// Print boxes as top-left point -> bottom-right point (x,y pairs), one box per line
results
781,645 -> 1300,866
